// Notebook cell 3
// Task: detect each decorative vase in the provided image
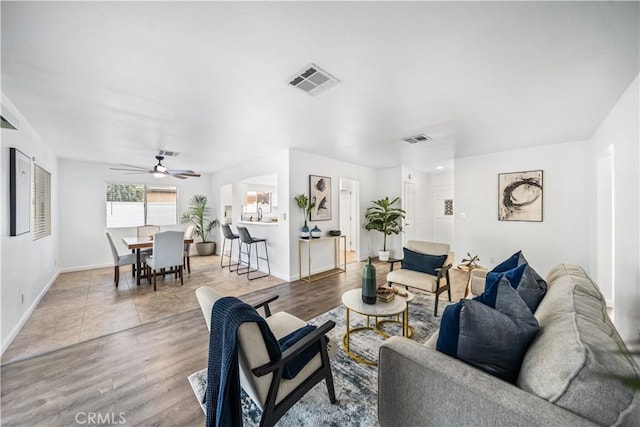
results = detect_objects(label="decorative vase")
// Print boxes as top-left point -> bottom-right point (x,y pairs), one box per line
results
311,225 -> 321,238
301,222 -> 310,239
361,257 -> 377,304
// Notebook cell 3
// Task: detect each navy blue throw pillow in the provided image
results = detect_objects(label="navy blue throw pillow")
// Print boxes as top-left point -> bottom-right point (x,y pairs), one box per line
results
278,325 -> 320,379
437,276 -> 539,383
402,248 -> 447,276
491,252 -> 547,313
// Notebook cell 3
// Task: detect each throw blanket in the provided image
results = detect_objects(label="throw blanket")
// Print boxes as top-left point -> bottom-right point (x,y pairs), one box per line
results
205,297 -> 280,427
205,297 -> 322,427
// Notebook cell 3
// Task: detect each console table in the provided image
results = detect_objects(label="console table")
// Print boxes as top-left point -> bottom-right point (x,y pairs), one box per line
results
298,235 -> 347,283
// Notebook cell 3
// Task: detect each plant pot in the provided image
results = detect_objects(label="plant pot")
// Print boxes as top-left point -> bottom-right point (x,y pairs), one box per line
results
196,242 -> 216,256
378,250 -> 390,262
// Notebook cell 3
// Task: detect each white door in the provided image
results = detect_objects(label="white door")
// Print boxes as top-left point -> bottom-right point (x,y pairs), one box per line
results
432,186 -> 453,243
403,182 -> 415,246
339,178 -> 359,257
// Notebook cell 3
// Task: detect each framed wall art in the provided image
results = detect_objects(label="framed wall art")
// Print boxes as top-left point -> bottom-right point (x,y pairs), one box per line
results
498,170 -> 543,222
10,147 -> 31,236
309,175 -> 331,221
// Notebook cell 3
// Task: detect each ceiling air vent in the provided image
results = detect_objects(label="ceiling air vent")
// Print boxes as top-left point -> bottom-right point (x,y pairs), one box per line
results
158,150 -> 179,157
402,134 -> 432,144
287,63 -> 341,96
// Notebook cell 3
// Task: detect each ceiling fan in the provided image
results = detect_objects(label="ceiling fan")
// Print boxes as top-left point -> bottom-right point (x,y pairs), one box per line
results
110,155 -> 201,180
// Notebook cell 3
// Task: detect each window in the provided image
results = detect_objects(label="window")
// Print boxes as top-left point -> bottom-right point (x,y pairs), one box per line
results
106,183 -> 177,228
33,164 -> 51,240
242,191 -> 271,214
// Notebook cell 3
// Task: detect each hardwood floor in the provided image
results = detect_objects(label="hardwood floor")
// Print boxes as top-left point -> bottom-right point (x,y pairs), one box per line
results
1,258 -> 468,426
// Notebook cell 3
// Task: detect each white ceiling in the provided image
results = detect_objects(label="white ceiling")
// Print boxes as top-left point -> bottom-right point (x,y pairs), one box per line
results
2,1 -> 638,174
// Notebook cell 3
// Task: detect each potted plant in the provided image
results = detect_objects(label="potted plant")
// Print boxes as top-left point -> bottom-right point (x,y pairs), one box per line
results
180,194 -> 219,256
294,194 -> 315,239
364,196 -> 405,261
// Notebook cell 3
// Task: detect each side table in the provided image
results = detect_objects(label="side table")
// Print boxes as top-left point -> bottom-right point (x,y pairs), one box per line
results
341,288 -> 413,366
458,264 -> 487,297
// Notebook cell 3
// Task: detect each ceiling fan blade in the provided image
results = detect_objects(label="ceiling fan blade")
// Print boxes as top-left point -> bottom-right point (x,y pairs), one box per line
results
124,172 -> 151,175
119,163 -> 150,170
110,167 -> 152,172
169,171 -> 201,177
168,169 -> 196,174
171,174 -> 188,180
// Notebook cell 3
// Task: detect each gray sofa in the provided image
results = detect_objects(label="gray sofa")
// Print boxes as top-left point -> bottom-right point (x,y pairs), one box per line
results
378,264 -> 640,426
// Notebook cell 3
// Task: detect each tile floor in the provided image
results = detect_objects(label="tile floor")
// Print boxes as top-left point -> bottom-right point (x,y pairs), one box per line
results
1,255 -> 284,364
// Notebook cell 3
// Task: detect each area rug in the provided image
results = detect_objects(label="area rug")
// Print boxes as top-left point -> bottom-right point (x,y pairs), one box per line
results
188,291 -> 446,426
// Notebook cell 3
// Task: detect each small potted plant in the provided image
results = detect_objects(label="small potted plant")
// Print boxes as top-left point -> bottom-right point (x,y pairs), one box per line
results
181,194 -> 219,256
364,196 -> 405,261
294,194 -> 315,239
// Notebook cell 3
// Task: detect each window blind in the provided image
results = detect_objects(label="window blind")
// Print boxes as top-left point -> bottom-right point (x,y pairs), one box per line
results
33,164 -> 51,240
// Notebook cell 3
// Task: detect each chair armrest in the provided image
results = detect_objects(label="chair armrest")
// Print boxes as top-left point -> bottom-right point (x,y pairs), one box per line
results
252,295 -> 279,317
252,320 -> 336,377
387,259 -> 403,271
378,337 -> 597,427
434,263 -> 452,273
434,263 -> 452,279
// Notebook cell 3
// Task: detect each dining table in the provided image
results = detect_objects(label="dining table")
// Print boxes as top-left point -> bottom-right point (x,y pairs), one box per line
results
122,236 -> 194,286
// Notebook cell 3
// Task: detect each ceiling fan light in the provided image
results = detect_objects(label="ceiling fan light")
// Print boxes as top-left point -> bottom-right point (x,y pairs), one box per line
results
156,165 -> 167,173
153,172 -> 165,178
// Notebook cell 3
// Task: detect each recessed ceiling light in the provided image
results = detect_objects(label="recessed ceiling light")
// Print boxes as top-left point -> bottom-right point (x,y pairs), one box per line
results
287,63 -> 341,97
436,166 -> 444,170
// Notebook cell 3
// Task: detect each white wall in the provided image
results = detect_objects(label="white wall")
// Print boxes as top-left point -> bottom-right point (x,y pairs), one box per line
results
212,150 -> 290,281
289,150 -> 378,280
590,75 -> 639,341
58,158 -> 213,271
1,94 -> 59,353
454,140 -> 592,276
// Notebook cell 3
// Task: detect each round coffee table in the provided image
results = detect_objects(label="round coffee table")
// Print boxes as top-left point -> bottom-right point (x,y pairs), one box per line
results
341,288 -> 412,366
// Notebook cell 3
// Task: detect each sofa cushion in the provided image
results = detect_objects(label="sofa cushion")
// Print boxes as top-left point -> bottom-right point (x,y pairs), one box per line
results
437,275 -> 539,383
491,251 -> 547,313
518,264 -> 640,425
387,268 -> 439,292
401,247 -> 447,276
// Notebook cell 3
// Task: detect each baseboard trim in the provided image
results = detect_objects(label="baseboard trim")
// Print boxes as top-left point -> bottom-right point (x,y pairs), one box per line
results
1,270 -> 60,356
59,263 -> 112,273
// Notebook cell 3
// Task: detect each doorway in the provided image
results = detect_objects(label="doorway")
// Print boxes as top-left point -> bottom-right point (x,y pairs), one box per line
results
339,178 -> 360,263
403,181 -> 416,246
432,185 -> 454,243
597,145 -> 614,316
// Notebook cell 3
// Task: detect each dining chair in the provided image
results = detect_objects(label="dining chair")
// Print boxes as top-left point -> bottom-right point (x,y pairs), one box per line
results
105,231 -> 144,288
146,230 -> 184,291
183,224 -> 195,274
137,225 -> 160,256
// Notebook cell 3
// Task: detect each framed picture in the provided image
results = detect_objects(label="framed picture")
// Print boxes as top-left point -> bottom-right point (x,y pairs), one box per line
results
10,147 -> 31,236
309,175 -> 331,221
498,170 -> 543,222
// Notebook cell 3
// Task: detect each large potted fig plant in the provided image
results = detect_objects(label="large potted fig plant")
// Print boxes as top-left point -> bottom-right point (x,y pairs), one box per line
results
181,194 -> 219,256
364,196 -> 405,261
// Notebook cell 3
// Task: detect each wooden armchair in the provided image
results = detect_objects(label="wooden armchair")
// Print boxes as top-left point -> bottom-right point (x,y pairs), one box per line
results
195,287 -> 337,427
386,240 -> 453,316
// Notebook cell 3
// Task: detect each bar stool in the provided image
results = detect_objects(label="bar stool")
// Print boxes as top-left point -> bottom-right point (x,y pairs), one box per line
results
236,226 -> 270,280
220,224 -> 240,272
